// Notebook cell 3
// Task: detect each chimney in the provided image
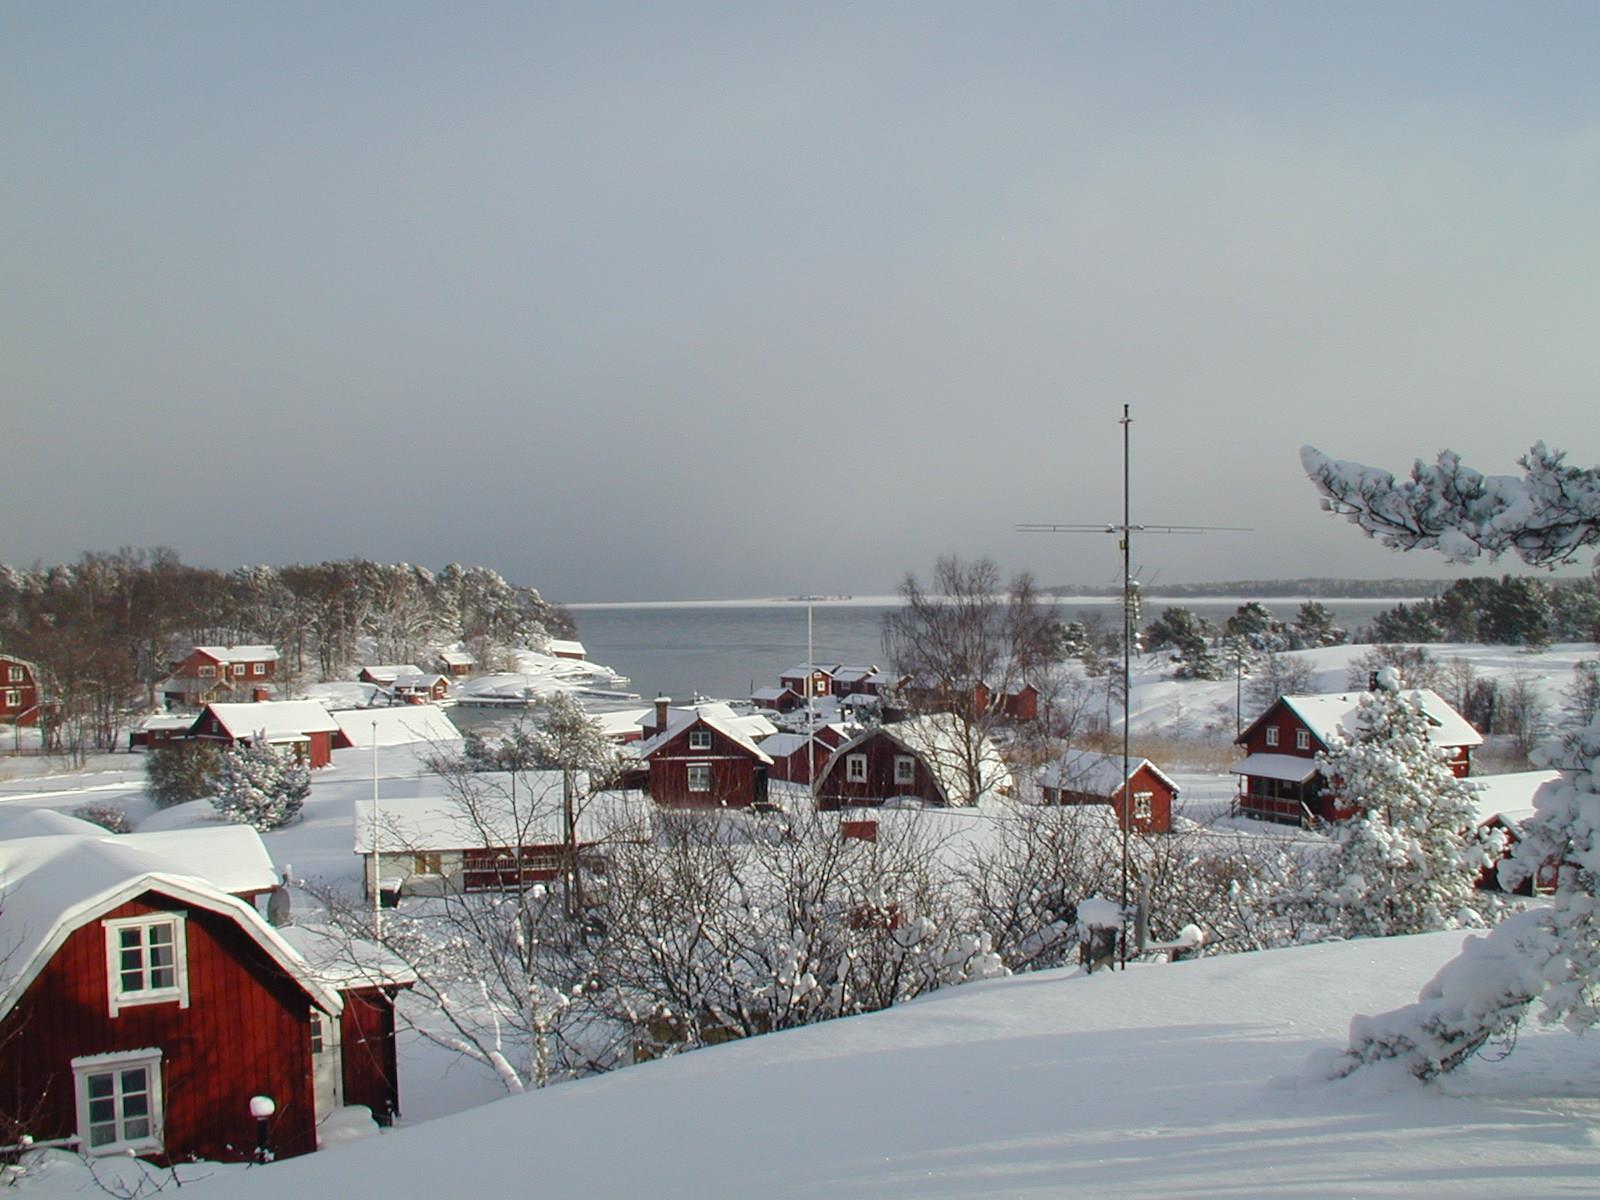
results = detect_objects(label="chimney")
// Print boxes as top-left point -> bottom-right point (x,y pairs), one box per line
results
654,695 -> 672,738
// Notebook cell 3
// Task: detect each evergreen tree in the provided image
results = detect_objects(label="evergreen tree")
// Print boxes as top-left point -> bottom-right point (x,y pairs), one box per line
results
1225,602 -> 1289,653
145,741 -> 223,809
1291,601 -> 1347,649
212,739 -> 310,830
1293,669 -> 1500,940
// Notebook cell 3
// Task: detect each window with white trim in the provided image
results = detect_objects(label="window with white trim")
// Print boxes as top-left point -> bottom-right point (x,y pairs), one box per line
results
687,763 -> 712,792
3,690 -> 17,708
104,914 -> 188,1014
231,663 -> 245,676
846,754 -> 867,783
1133,791 -> 1153,822
6,666 -> 22,682
252,662 -> 266,675
1265,726 -> 1279,747
197,664 -> 216,677
310,1011 -> 325,1054
893,755 -> 916,785
688,729 -> 713,751
74,1050 -> 163,1154
1295,729 -> 1310,750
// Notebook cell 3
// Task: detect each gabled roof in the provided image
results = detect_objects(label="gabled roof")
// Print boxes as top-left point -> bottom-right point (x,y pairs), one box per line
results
331,705 -> 461,747
1239,689 -> 1483,750
0,833 -> 341,1021
360,664 -> 423,680
751,686 -> 800,703
195,700 -> 341,740
194,644 -> 280,663
635,707 -> 773,764
821,714 -> 1012,806
831,666 -> 880,685
758,731 -> 837,760
1467,769 -> 1565,829
1039,749 -> 1179,799
548,640 -> 586,656
0,813 -> 279,896
275,922 -> 417,991
438,650 -> 476,666
392,673 -> 447,690
779,662 -> 841,678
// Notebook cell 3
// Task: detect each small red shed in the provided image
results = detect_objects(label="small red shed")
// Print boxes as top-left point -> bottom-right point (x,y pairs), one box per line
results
1038,748 -> 1179,834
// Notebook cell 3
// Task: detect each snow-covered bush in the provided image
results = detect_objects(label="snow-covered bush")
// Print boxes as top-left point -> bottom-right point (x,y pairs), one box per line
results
72,802 -> 130,833
211,738 -> 310,830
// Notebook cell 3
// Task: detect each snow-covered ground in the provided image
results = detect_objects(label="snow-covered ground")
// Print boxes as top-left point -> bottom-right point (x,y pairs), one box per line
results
16,932 -> 1600,1198
4,639 -> 1599,1197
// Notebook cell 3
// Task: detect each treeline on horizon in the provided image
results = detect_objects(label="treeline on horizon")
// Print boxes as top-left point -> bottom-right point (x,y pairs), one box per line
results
0,549 -> 573,757
1049,577 -> 1455,599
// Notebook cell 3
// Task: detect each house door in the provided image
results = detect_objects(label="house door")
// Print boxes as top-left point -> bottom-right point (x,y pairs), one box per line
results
311,1009 -> 342,1133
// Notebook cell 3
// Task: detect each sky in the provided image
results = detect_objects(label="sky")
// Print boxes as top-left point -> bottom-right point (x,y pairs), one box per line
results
5,2 -> 1600,601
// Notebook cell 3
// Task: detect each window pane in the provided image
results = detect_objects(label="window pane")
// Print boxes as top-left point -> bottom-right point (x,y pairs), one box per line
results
124,1117 -> 151,1140
89,1098 -> 116,1124
89,1123 -> 116,1147
120,1068 -> 148,1096
87,1073 -> 114,1099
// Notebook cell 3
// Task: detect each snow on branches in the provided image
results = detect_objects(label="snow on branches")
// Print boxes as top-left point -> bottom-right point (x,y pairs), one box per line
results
211,737 -> 310,830
1291,673 -> 1500,941
1301,442 -> 1600,567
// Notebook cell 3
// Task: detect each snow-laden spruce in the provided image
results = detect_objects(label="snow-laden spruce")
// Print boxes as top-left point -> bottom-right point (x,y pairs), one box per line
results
1289,668 -> 1500,941
1303,439 -> 1600,1079
211,738 -> 310,831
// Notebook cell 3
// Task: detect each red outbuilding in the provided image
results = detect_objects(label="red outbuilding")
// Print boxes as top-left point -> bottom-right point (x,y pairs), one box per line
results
814,715 -> 1013,810
188,700 -> 342,769
1038,748 -> 1179,834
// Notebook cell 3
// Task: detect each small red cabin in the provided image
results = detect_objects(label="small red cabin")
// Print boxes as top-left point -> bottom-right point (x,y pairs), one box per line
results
635,699 -> 772,809
189,700 -> 342,769
814,715 -> 1012,810
778,663 -> 838,700
1038,749 -> 1179,834
391,673 -> 450,703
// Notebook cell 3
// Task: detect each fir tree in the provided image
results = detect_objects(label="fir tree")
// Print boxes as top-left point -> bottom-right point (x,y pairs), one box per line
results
211,738 -> 310,830
1295,669 -> 1501,939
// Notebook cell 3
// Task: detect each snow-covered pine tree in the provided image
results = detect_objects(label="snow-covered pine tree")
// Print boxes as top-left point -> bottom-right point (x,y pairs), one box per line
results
211,737 -> 310,830
1303,440 -> 1600,1078
1294,668 -> 1501,940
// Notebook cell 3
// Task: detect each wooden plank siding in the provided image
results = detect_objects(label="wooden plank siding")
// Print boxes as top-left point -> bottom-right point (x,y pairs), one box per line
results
338,988 -> 401,1123
0,893 -> 322,1163
644,718 -> 769,809
815,731 -> 944,810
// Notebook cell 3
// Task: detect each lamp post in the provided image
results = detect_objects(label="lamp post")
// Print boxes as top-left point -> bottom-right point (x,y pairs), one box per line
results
249,1094 -> 275,1163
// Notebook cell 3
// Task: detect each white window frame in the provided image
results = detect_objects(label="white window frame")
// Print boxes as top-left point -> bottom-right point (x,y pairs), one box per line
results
893,755 -> 916,785
197,664 -> 216,677
1295,729 -> 1310,750
687,729 -> 713,751
846,754 -> 867,783
3,689 -> 17,708
687,763 -> 712,793
103,914 -> 189,1016
1265,726 -> 1279,747
73,1050 -> 163,1156
231,663 -> 245,677
7,666 -> 21,683
1133,791 -> 1153,822
252,662 -> 266,675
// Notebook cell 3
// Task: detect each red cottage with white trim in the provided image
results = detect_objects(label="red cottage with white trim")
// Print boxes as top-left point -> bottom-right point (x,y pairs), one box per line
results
0,654 -> 41,726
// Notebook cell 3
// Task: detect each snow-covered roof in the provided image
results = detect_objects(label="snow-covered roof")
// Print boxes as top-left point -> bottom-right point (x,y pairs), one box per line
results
1229,754 -> 1321,783
117,826 -> 280,895
0,808 -> 104,839
360,664 -> 423,680
353,785 -> 649,853
194,644 -> 280,663
438,650 -> 476,666
832,666 -> 879,685
197,700 -> 341,740
779,663 -> 840,678
750,686 -> 799,702
635,706 -> 774,764
331,705 -> 461,747
1467,769 -> 1566,828
1252,690 -> 1483,750
548,640 -> 586,656
0,833 -> 340,1021
275,921 -> 417,990
825,715 -> 1012,806
1039,750 -> 1179,798
593,707 -> 650,739
759,732 -> 835,760
138,714 -> 196,732
392,673 -> 447,690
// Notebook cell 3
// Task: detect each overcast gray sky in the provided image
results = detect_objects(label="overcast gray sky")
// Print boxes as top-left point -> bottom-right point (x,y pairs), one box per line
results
5,3 -> 1599,600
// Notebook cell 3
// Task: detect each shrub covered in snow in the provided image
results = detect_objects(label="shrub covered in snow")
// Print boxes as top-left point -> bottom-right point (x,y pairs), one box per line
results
211,738 -> 310,830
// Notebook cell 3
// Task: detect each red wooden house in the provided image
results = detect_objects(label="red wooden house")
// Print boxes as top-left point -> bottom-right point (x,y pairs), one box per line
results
391,673 -> 450,703
0,654 -> 42,726
436,650 -> 476,677
750,685 -> 803,713
814,715 -> 1013,810
188,700 -> 342,769
1231,688 -> 1482,825
761,725 -> 851,786
0,833 -> 352,1161
633,698 -> 773,809
1468,769 -> 1566,895
778,663 -> 839,701
160,645 -> 279,710
1038,749 -> 1179,834
357,664 -> 423,687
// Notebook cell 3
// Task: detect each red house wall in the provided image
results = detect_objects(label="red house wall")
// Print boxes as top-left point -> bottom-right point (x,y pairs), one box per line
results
815,732 -> 943,810
1049,764 -> 1175,834
339,988 -> 401,1122
0,657 -> 40,725
0,894 -> 321,1163
646,721 -> 766,808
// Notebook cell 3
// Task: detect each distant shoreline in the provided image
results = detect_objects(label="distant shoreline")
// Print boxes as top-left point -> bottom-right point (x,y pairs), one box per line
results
562,594 -> 1414,610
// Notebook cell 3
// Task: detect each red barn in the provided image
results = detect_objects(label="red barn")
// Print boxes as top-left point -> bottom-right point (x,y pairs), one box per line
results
1231,688 -> 1481,825
634,699 -> 773,809
0,834 -> 346,1162
814,715 -> 1013,810
188,700 -> 342,768
1038,749 -> 1179,834
0,654 -> 41,726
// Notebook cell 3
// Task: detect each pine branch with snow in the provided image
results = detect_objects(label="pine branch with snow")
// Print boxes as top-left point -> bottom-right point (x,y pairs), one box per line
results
210,738 -> 310,831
